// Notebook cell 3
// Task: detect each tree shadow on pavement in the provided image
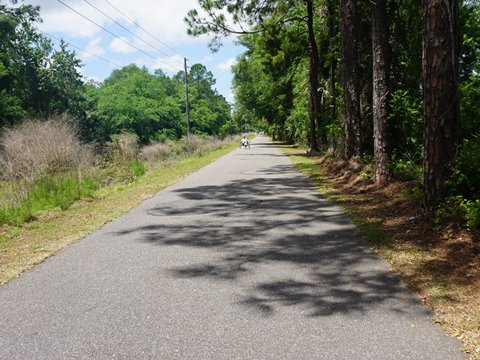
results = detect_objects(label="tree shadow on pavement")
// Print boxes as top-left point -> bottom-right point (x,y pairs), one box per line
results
115,163 -> 428,319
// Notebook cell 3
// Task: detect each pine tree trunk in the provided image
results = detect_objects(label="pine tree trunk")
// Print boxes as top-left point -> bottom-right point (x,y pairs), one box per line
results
327,0 -> 338,148
339,0 -> 361,159
372,0 -> 390,183
306,0 -> 321,152
422,0 -> 461,210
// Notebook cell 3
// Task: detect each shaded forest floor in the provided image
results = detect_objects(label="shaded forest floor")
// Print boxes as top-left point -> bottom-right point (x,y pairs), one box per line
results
281,145 -> 480,359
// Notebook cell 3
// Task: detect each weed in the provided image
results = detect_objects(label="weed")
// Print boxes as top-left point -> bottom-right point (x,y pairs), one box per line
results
361,172 -> 374,180
129,160 -> 146,179
357,220 -> 393,246
0,173 -> 100,225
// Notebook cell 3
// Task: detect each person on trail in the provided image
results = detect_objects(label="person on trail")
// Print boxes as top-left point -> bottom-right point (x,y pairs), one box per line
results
241,135 -> 250,149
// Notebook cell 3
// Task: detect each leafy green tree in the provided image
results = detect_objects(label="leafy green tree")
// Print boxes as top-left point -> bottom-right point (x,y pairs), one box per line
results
0,1 -> 87,126
91,65 -> 183,143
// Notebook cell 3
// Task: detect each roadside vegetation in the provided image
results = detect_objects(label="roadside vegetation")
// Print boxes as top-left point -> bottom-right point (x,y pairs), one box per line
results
0,117 -> 240,284
0,1 -> 241,283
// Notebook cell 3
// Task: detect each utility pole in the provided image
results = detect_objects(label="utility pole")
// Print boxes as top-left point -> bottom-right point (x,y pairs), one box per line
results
184,57 -> 190,138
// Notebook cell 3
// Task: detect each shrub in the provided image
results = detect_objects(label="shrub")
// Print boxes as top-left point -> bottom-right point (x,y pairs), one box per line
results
462,199 -> 480,230
0,116 -> 94,181
435,196 -> 480,231
108,132 -> 140,164
448,136 -> 480,200
139,141 -> 173,162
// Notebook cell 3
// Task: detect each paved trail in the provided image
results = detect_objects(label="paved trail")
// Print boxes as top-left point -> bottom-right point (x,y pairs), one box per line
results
0,136 -> 464,359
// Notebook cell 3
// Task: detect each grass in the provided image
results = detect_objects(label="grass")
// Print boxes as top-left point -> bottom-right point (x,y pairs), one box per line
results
0,174 -> 100,225
0,141 -> 239,285
277,143 -> 480,359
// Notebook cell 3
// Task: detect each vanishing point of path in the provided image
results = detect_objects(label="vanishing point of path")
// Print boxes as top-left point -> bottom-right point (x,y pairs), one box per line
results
0,136 -> 464,359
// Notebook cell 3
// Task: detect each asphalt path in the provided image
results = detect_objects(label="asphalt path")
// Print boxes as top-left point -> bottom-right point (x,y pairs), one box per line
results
0,136 -> 464,359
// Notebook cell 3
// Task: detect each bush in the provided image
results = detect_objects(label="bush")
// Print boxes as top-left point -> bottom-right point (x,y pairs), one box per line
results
0,116 -> 94,181
435,196 -> 480,231
139,141 -> 173,162
449,136 -> 480,200
390,156 -> 423,181
462,199 -> 480,230
108,132 -> 140,164
0,117 -> 99,224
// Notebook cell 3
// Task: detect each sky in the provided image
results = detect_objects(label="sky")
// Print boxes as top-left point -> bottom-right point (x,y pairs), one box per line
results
20,0 -> 244,103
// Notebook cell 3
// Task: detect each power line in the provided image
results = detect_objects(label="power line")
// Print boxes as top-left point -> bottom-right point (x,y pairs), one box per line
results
83,0 -> 182,63
38,29 -> 122,69
57,0 -> 182,72
102,0 -> 185,59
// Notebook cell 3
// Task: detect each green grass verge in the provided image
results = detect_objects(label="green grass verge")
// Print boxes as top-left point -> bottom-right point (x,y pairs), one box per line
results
0,141 -> 238,285
0,175 -> 101,225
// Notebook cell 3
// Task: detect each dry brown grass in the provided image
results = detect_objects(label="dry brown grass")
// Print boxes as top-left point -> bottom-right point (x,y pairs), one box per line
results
139,135 -> 239,163
139,141 -> 173,162
0,116 -> 94,181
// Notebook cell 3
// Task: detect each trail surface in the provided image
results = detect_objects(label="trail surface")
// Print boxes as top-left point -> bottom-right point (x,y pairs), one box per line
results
0,136 -> 464,359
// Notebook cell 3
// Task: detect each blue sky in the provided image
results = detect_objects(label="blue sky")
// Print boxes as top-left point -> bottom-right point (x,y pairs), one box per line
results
21,0 -> 245,103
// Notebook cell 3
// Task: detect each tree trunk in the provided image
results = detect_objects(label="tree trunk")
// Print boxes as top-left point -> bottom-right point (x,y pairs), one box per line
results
339,0 -> 361,159
327,0 -> 338,148
372,0 -> 390,183
422,0 -> 461,210
306,0 -> 321,152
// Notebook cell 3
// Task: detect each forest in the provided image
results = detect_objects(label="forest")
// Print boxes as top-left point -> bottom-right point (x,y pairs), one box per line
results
186,0 -> 480,229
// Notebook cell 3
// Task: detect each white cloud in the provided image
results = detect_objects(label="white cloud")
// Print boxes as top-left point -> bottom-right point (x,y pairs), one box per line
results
80,37 -> 105,60
32,0 -> 111,38
130,54 -> 184,75
108,37 -> 136,54
218,57 -> 237,71
27,0 -> 208,44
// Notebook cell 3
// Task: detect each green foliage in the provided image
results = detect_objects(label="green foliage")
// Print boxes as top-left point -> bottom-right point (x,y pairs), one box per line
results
361,172 -> 374,180
435,196 -> 480,231
87,63 -> 230,144
460,75 -> 480,138
90,65 -> 182,143
128,160 -> 146,179
0,174 -> 100,225
464,199 -> 480,230
389,89 -> 423,158
459,1 -> 480,80
390,156 -> 423,182
448,137 -> 480,200
0,3 -> 86,126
